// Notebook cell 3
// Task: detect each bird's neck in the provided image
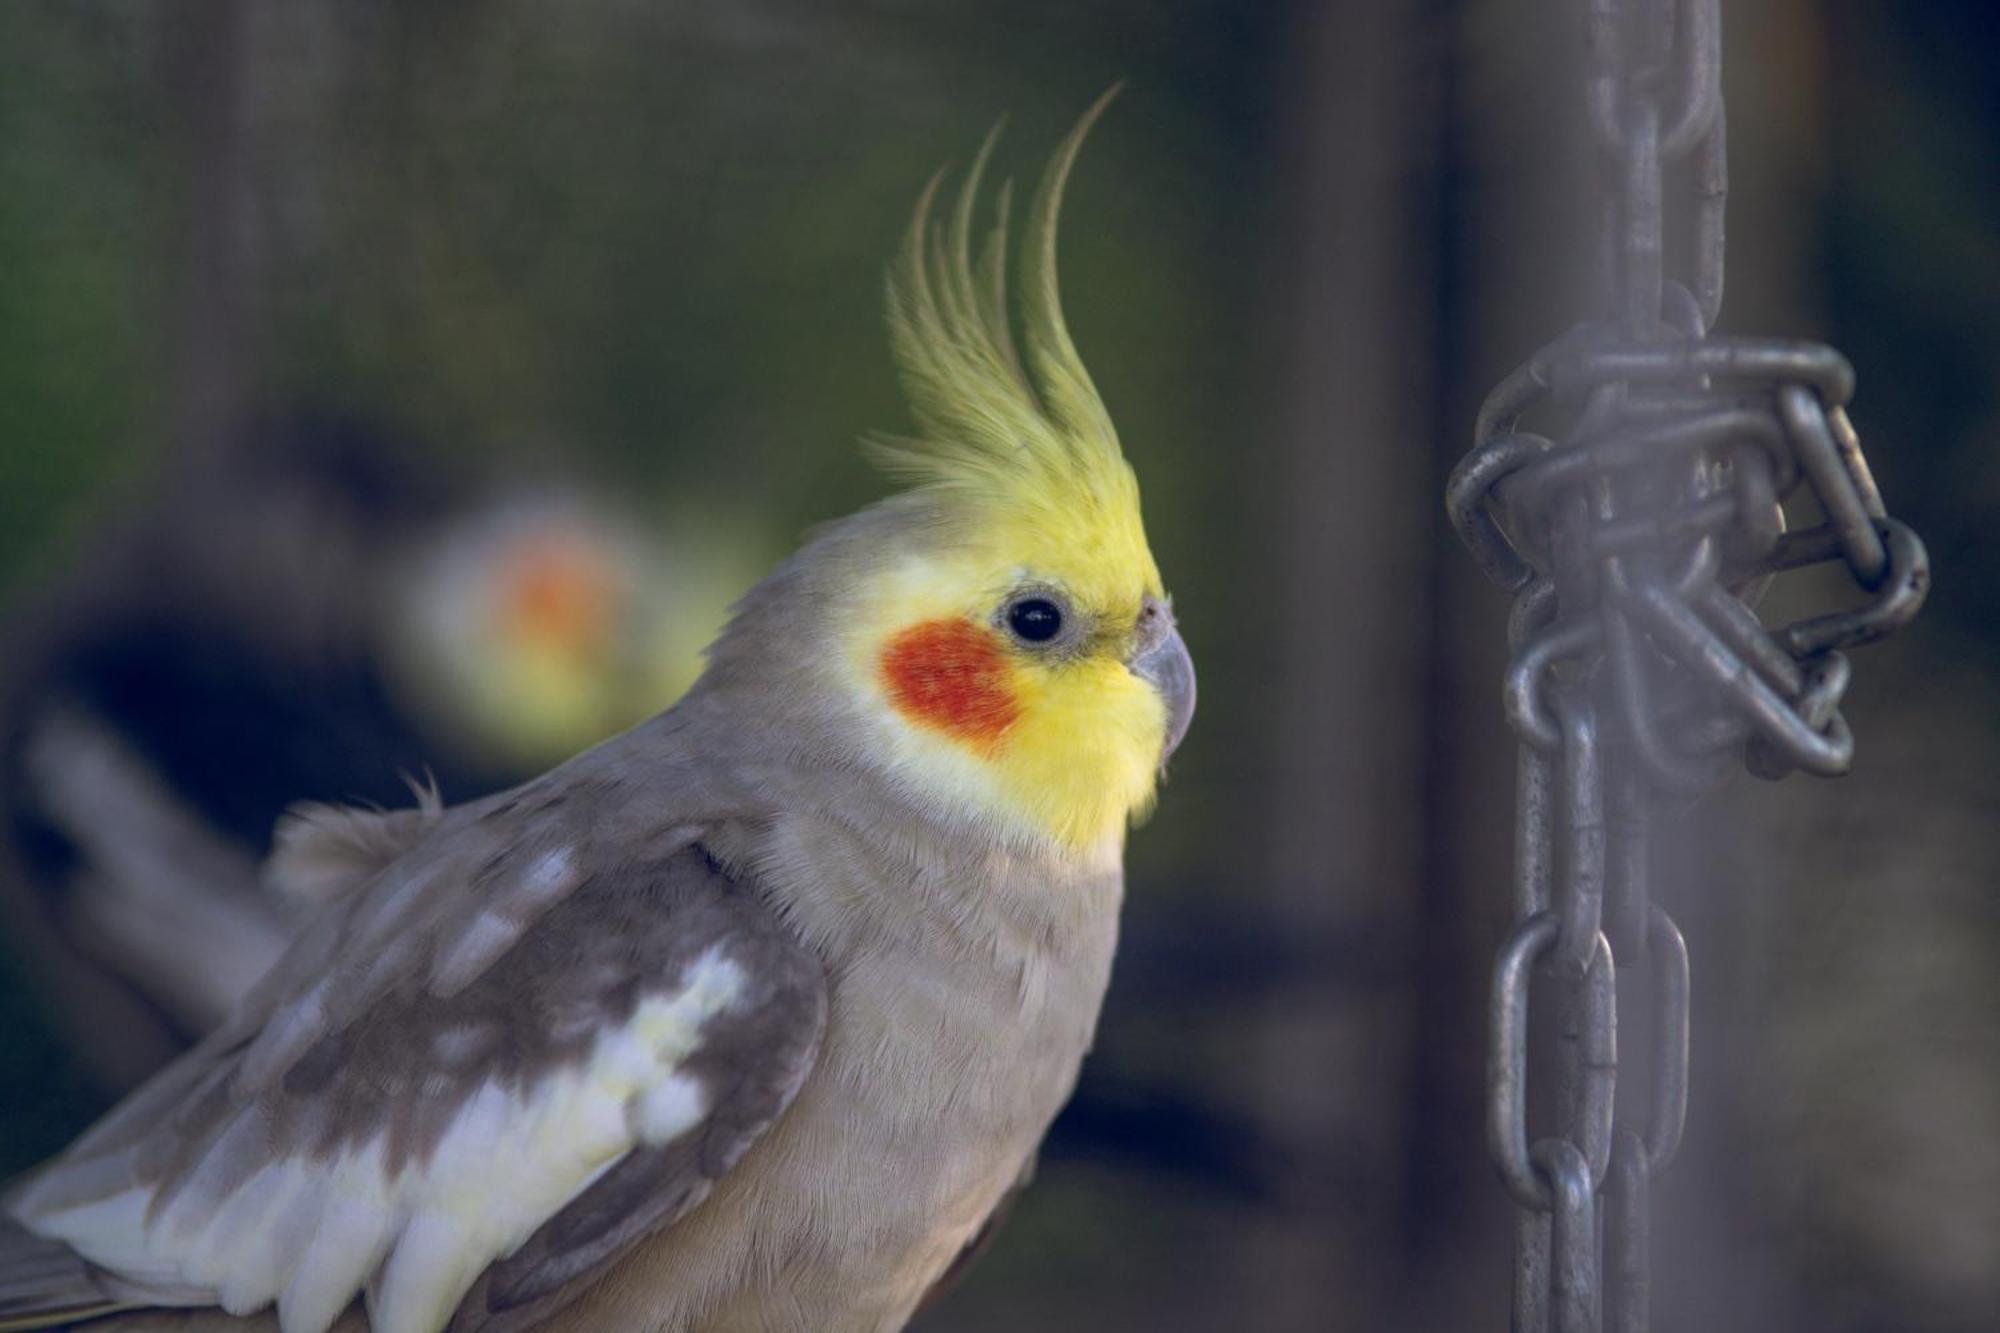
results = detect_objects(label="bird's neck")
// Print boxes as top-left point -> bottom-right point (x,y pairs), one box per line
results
710,799 -> 1122,981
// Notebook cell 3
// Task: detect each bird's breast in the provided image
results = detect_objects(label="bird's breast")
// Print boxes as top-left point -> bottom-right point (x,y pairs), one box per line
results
572,814 -> 1122,1331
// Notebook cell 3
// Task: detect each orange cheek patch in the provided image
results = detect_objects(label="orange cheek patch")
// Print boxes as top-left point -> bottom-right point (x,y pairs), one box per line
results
879,618 -> 1021,750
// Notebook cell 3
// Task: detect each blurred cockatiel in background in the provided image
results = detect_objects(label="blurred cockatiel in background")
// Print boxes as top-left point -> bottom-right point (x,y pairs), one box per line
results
0,413 -> 768,1083
0,96 -> 1194,1333
384,496 -> 767,780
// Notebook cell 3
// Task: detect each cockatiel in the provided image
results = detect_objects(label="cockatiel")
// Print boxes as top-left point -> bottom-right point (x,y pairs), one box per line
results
0,98 -> 1194,1333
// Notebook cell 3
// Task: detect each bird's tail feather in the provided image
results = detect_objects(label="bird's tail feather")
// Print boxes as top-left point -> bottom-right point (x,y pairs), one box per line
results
0,1217 -> 127,1330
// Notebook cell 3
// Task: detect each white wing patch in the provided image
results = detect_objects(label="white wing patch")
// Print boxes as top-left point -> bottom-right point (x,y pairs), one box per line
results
16,947 -> 748,1333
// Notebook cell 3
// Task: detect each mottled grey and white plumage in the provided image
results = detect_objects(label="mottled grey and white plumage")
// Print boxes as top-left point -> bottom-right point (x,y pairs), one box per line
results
0,98 -> 1193,1333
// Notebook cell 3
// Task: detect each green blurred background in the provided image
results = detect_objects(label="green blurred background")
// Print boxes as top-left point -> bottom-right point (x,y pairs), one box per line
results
0,1 -> 1994,1329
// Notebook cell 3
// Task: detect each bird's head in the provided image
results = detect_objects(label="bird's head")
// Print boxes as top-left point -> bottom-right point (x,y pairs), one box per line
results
700,97 -> 1191,856
811,99 -> 1193,856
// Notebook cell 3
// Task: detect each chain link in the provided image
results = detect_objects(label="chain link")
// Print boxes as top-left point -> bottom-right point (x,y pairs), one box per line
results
1448,0 -> 1930,1326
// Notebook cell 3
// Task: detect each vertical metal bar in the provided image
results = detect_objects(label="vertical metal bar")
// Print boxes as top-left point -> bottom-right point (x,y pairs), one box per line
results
1660,0 -> 1722,156
1535,1140 -> 1601,1333
1516,1209 -> 1553,1333
1689,102 -> 1727,329
1643,908 -> 1690,1172
1553,692 -> 1607,972
1517,745 -> 1556,919
1605,1130 -> 1651,1333
1491,916 -> 1562,1211
1567,937 -> 1619,1189
1619,99 -> 1663,337
1603,769 -> 1649,966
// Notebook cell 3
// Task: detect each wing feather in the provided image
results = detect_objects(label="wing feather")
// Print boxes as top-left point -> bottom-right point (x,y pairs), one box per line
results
451,900 -> 826,1333
6,772 -> 825,1333
263,780 -> 442,912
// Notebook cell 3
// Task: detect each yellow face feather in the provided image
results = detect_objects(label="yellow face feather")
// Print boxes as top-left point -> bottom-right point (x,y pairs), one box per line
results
842,546 -> 1169,852
840,92 -> 1177,853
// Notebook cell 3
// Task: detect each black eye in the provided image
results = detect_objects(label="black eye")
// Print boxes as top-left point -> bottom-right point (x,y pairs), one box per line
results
1007,598 -> 1064,643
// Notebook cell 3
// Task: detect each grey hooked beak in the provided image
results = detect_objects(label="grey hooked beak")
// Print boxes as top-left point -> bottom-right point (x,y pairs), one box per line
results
1129,605 -> 1195,765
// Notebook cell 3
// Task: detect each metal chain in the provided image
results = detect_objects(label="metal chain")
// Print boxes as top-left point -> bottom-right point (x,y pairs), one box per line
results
1448,1 -> 1930,1327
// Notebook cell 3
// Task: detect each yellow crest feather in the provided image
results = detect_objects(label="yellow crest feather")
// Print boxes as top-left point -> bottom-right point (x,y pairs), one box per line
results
874,88 -> 1151,595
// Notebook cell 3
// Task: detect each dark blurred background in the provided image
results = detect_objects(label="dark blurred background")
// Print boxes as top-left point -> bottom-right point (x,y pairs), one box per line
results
0,1 -> 1993,1330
